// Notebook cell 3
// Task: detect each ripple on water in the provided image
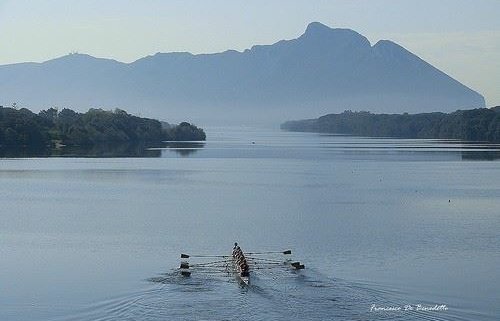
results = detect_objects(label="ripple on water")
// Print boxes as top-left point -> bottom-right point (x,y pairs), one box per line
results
55,267 -> 467,321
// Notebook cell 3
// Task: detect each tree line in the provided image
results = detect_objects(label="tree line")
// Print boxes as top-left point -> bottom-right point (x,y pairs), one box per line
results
0,107 -> 206,147
281,107 -> 500,142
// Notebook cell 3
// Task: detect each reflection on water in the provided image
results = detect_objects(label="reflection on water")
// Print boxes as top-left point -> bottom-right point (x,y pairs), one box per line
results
162,142 -> 206,157
55,143 -> 163,158
1,134 -> 499,160
0,145 -> 51,158
0,141 -> 206,158
461,150 -> 500,160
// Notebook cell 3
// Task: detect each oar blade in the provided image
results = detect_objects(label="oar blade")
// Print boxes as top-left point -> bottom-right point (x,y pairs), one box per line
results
283,250 -> 292,255
180,271 -> 191,277
181,253 -> 190,259
180,262 -> 189,269
290,261 -> 305,269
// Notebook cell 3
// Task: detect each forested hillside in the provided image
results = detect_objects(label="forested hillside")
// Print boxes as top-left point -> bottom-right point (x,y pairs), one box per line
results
281,107 -> 500,142
0,107 -> 205,147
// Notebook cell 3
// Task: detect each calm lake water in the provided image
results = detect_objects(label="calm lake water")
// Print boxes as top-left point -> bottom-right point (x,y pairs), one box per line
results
1,127 -> 499,321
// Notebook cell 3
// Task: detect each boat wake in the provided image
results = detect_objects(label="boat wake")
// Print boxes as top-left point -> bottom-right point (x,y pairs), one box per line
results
54,265 -> 470,321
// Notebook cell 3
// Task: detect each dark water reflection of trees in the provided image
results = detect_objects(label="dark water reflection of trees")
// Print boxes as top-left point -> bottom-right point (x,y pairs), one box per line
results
461,150 -> 500,160
163,142 -> 205,157
1,141 -> 499,160
0,142 -> 205,158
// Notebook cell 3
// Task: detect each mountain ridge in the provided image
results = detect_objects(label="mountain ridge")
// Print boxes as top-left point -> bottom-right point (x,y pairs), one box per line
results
0,22 -> 485,124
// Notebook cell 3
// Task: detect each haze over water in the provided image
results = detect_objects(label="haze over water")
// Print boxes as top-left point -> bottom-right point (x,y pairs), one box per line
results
1,127 -> 499,321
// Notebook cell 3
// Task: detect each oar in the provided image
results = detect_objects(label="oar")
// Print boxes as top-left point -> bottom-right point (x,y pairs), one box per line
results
247,257 -> 286,263
247,260 -> 283,265
181,253 -> 230,259
253,266 -> 291,270
180,260 -> 231,269
246,250 -> 292,255
190,259 -> 231,267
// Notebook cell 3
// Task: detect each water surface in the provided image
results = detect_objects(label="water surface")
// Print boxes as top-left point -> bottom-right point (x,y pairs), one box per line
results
1,127 -> 499,320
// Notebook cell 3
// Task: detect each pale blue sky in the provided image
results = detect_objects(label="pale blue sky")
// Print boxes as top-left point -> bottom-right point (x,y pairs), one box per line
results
1,0 -> 499,105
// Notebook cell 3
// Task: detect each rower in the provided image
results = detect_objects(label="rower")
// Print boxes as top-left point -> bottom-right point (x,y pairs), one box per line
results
240,262 -> 249,277
232,242 -> 241,256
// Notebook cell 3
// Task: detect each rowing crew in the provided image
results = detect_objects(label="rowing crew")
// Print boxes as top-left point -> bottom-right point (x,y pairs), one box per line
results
232,242 -> 250,277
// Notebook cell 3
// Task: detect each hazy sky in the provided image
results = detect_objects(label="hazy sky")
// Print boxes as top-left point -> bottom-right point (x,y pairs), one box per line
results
1,0 -> 499,105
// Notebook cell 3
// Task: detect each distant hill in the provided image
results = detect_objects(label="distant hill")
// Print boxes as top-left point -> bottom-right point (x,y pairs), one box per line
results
281,107 -> 500,143
0,22 -> 485,124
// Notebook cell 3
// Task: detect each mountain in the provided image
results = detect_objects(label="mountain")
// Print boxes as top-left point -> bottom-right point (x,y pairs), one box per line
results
0,22 -> 485,124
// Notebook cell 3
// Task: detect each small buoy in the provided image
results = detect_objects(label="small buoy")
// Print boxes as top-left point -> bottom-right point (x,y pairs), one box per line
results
448,199 -> 451,203
251,141 -> 255,144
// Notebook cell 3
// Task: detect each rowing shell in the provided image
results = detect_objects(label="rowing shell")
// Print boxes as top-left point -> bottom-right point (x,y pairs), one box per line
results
179,247 -> 304,284
232,258 -> 250,285
232,253 -> 250,285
